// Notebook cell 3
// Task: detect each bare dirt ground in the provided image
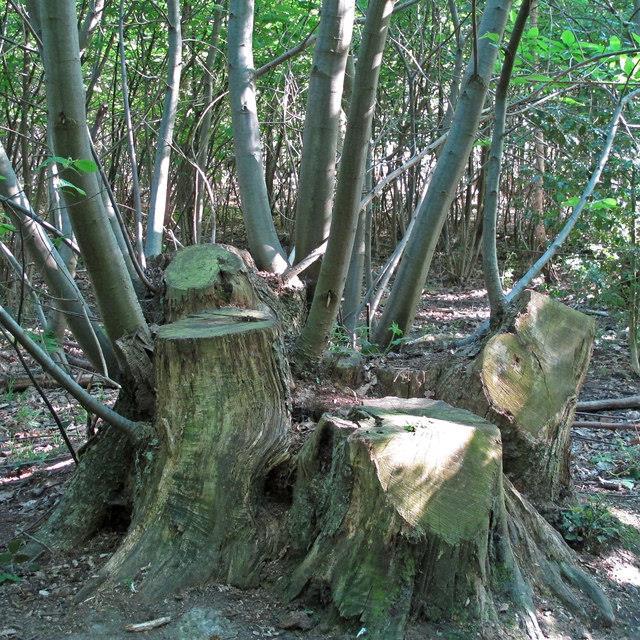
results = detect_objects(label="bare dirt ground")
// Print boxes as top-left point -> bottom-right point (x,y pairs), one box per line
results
1,282 -> 639,640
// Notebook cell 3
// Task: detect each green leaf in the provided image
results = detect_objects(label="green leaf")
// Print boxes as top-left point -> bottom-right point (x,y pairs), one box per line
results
71,158 -> 98,174
561,30 -> 576,47
481,32 -> 500,43
0,222 -> 16,236
0,572 -> 21,584
526,26 -> 539,38
36,156 -> 72,171
57,178 -> 86,198
608,35 -> 621,51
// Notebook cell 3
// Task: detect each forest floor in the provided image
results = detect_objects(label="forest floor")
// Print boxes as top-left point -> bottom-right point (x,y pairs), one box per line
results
0,281 -> 639,640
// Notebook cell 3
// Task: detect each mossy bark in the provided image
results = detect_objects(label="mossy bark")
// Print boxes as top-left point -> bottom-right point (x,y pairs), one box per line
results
91,308 -> 292,596
164,243 -> 306,335
374,291 -> 594,504
285,397 -> 613,640
163,244 -> 261,322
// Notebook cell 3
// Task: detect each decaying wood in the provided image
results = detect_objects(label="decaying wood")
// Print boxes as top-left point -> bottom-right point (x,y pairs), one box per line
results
286,397 -> 613,639
124,616 -> 171,632
374,291 -> 595,504
576,394 -> 640,412
163,244 -> 261,322
573,420 -> 640,431
91,308 -> 292,596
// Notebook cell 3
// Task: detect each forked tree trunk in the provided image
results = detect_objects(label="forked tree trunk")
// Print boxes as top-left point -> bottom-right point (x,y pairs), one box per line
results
374,291 -> 594,504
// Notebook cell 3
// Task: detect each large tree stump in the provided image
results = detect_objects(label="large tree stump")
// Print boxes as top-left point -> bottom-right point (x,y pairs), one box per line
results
92,308 -> 292,596
164,244 -> 306,335
374,291 -> 594,503
286,397 -> 613,639
164,244 -> 261,321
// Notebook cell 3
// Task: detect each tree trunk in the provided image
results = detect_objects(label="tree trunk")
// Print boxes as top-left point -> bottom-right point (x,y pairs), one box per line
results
293,0 -> 355,269
227,0 -> 288,273
144,0 -> 183,258
37,0 -> 149,347
89,307 -> 293,596
375,291 -> 594,504
294,0 -> 396,363
286,397 -> 613,639
483,0 -> 531,323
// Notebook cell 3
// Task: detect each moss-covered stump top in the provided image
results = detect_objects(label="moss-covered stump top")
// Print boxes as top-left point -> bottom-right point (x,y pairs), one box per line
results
157,308 -> 274,341
480,290 -> 594,440
164,244 -> 259,321
351,398 -> 502,544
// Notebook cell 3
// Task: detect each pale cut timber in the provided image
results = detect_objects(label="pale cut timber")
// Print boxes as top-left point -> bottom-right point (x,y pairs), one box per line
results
286,397 -> 613,639
90,308 -> 292,596
374,291 -> 595,503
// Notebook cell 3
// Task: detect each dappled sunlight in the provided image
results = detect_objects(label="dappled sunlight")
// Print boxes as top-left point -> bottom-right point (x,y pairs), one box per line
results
365,412 -> 501,544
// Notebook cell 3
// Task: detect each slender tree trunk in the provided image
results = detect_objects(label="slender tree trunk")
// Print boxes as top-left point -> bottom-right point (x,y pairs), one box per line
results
372,0 -> 511,347
144,0 -> 183,258
293,0 -> 355,267
78,0 -> 106,54
118,0 -> 145,266
193,1 -> 225,244
483,0 -> 530,323
37,0 -> 149,345
294,0 -> 396,362
0,140 -> 117,374
227,0 -> 288,273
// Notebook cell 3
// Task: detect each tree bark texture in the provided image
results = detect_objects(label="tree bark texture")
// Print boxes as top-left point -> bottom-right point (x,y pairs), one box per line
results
144,0 -> 183,258
91,308 -> 292,596
285,397 -> 613,639
374,292 -> 594,503
227,0 -> 288,273
37,0 -> 149,345
293,0 -> 355,267
295,0 -> 396,362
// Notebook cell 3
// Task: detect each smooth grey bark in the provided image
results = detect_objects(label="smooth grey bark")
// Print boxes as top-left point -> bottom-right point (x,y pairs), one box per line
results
46,158 -> 78,346
227,0 -> 288,273
372,0 -> 512,347
144,0 -> 183,258
118,0 -> 145,265
483,0 -> 531,323
0,140 -> 117,373
342,208 -> 365,336
194,0 -> 225,244
295,0 -> 396,362
37,0 -> 149,344
293,0 -> 355,268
